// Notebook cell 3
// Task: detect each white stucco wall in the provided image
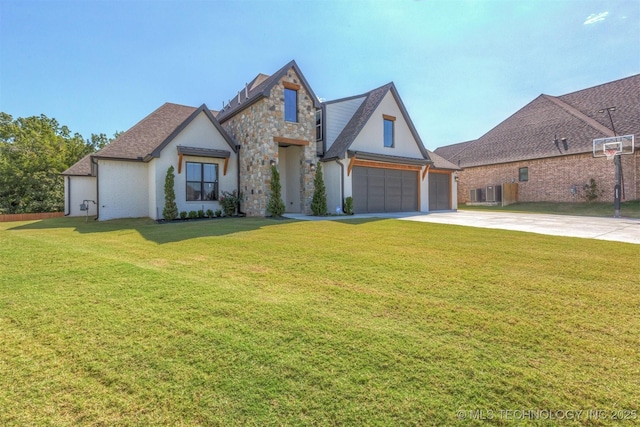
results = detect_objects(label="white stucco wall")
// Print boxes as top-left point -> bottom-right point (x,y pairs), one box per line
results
421,170 -> 429,212
323,160 -> 343,214
324,96 -> 365,150
98,160 -> 149,221
151,111 -> 238,219
148,158 -> 158,220
65,175 -> 97,217
349,92 -> 425,159
452,173 -> 458,210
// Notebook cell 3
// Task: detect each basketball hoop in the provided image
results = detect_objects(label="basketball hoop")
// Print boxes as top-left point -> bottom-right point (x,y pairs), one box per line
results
604,148 -> 619,160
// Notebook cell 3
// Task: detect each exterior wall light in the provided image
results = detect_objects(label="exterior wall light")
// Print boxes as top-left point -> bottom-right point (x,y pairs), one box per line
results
269,159 -> 276,167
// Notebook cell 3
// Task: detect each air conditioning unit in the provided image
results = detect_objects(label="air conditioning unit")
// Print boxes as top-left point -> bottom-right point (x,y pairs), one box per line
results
475,188 -> 486,203
486,185 -> 502,203
469,189 -> 477,202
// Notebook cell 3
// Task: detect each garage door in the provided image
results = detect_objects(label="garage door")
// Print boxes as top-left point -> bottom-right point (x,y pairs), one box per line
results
352,167 -> 418,213
428,172 -> 450,210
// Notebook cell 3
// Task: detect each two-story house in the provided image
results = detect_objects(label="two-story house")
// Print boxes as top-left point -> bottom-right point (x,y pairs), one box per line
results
62,60 -> 458,220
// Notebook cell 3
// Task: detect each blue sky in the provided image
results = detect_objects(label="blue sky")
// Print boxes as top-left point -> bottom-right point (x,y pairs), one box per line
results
1,0 -> 638,150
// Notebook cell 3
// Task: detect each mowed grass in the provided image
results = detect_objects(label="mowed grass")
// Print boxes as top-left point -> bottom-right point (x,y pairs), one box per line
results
0,217 -> 638,426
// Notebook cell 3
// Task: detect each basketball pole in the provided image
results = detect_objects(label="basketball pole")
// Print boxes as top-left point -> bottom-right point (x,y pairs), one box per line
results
614,154 -> 621,218
598,107 -> 621,219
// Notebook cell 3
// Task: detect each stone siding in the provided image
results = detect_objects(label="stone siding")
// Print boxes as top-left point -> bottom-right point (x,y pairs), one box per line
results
221,68 -> 318,216
458,152 -> 639,203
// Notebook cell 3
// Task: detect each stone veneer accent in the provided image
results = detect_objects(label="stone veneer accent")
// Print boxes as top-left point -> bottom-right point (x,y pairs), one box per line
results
457,152 -> 639,204
221,68 -> 318,216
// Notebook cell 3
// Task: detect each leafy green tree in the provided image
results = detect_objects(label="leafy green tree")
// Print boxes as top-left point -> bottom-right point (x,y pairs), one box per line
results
162,166 -> 178,220
267,165 -> 285,217
0,112 -> 97,214
86,133 -> 111,152
311,162 -> 327,216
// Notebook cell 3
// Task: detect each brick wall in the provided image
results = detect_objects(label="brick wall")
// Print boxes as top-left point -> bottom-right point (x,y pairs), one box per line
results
221,67 -> 318,216
458,152 -> 639,203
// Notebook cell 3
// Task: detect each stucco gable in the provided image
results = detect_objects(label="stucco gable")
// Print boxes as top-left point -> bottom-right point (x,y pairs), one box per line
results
146,105 -> 237,160
323,83 -> 430,161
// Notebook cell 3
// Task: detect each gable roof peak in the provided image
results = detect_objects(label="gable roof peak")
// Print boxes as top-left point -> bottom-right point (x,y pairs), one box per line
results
216,59 -> 319,123
323,81 -> 429,161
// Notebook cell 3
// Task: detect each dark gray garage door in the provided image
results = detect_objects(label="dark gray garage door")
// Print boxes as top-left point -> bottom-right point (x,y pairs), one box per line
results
428,172 -> 450,210
352,167 -> 418,213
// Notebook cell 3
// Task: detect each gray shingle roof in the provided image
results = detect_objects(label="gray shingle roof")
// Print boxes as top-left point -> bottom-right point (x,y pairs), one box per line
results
426,149 -> 460,170
435,74 -> 640,168
61,154 -> 93,176
323,83 -> 431,162
94,103 -> 197,161
216,60 -> 321,123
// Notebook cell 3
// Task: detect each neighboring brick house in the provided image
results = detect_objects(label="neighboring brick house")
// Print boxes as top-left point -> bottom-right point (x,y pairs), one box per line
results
63,60 -> 458,220
435,74 -> 639,204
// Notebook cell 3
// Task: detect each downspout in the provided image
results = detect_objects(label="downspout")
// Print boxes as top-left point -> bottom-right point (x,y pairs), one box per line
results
91,156 -> 100,220
334,159 -> 345,213
65,176 -> 71,216
236,145 -> 246,216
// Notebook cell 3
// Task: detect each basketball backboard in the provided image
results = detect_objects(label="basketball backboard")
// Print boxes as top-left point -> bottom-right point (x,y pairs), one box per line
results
593,135 -> 634,158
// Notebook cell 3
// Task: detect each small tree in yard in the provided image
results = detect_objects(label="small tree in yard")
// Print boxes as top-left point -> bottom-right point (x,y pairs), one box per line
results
583,178 -> 603,203
311,162 -> 327,216
267,165 -> 285,217
163,166 -> 178,220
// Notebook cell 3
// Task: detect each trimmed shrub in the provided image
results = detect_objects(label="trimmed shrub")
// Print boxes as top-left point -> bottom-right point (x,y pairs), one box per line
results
344,196 -> 354,215
220,190 -> 242,216
267,165 -> 285,217
179,211 -> 187,220
311,162 -> 327,216
188,210 -> 197,219
206,209 -> 214,218
162,166 -> 178,220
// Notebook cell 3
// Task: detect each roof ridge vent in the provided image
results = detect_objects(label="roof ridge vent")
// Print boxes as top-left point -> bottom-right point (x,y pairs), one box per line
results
245,83 -> 249,99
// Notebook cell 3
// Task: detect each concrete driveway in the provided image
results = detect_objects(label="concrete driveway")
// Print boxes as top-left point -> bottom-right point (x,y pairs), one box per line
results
284,211 -> 640,244
397,211 -> 640,244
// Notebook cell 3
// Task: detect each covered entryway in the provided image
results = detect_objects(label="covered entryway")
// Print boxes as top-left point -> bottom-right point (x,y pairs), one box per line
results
352,167 -> 418,213
428,172 -> 451,210
278,145 -> 303,213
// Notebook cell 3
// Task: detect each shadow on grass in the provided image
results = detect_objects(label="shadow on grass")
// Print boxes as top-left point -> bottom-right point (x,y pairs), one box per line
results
6,216 -> 295,243
4,215 -> 385,244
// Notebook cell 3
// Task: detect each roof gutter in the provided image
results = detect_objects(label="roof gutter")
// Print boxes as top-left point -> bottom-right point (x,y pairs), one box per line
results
348,151 -> 432,166
65,176 -> 71,216
90,156 -> 99,220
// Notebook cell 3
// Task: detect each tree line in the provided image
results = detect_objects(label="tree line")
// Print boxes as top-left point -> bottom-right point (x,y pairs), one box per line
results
0,112 -> 119,214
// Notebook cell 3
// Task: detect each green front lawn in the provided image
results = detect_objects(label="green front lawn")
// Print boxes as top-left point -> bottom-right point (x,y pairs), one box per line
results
1,217 -> 638,426
461,200 -> 640,218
